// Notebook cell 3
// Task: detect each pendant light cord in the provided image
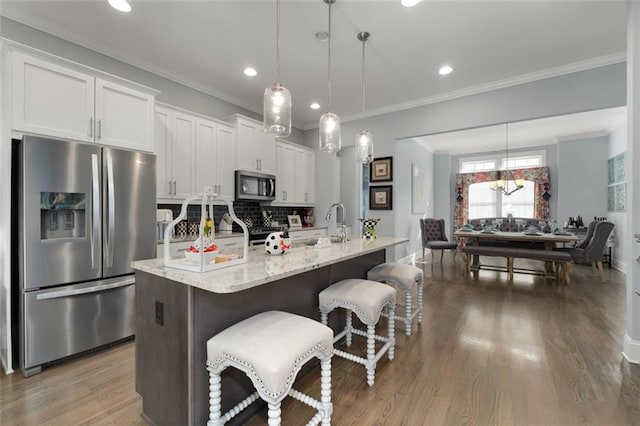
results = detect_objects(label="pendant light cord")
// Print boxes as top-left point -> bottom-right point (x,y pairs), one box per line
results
327,0 -> 333,112
505,123 -> 509,175
275,0 -> 280,83
361,35 -> 366,130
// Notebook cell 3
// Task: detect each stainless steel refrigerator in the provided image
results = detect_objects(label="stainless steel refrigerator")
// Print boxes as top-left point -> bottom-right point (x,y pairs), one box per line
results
14,135 -> 156,376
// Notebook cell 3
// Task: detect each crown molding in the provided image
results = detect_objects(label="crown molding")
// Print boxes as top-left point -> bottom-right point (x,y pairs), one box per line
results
305,51 -> 626,130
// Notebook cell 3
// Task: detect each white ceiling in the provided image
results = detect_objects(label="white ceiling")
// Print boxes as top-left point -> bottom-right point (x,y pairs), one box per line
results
0,0 -> 628,133
411,106 -> 628,155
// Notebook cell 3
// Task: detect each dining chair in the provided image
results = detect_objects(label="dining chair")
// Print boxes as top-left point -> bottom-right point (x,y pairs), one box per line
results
577,220 -> 597,249
419,218 -> 458,263
564,221 -> 614,282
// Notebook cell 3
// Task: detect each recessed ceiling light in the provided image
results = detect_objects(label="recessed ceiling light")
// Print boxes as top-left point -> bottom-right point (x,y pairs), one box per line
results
439,65 -> 453,76
315,32 -> 329,42
310,102 -> 320,110
401,0 -> 422,7
243,67 -> 257,77
108,0 -> 131,12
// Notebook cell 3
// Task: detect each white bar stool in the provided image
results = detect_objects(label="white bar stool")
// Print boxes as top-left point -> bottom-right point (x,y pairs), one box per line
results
206,311 -> 333,425
367,263 -> 424,336
318,279 -> 396,387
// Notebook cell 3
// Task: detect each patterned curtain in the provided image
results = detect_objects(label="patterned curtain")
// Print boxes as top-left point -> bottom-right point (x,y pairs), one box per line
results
454,166 -> 551,230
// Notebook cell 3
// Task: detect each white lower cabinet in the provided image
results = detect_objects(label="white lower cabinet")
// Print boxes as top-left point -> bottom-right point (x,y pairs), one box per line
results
274,140 -> 316,206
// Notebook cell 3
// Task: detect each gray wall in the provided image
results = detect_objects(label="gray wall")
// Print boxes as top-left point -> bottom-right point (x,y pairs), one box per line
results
557,136 -> 609,226
305,63 -> 626,261
393,139 -> 434,260
0,17 -> 306,144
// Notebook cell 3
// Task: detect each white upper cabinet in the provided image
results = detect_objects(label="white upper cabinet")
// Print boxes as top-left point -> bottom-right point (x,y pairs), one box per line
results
94,78 -> 154,152
274,142 -> 296,203
156,104 -> 235,202
11,50 -> 156,152
228,115 -> 275,174
274,139 -> 316,206
194,118 -> 236,199
215,124 -> 236,199
12,51 -> 95,143
155,106 -> 195,200
296,148 -> 315,204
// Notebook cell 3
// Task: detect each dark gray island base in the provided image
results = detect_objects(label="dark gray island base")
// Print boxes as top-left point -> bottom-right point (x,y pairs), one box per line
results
135,247 -> 391,425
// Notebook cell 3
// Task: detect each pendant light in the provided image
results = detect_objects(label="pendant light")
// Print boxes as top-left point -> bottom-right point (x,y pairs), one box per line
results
263,0 -> 292,137
356,31 -> 373,164
488,123 -> 525,196
319,0 -> 341,153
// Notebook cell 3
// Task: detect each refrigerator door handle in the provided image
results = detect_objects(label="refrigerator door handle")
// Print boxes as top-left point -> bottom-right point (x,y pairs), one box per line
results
36,277 -> 136,300
91,154 -> 100,269
106,154 -> 116,267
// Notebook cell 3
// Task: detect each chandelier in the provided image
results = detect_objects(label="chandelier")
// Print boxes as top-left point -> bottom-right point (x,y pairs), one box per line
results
488,123 -> 525,196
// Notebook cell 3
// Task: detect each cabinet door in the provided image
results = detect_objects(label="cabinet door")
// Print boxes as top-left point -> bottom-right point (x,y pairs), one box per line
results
194,118 -> 216,194
255,130 -> 275,174
154,107 -> 173,199
275,142 -> 296,203
95,78 -> 154,152
215,124 -> 236,199
236,119 -> 256,171
303,150 -> 316,203
171,112 -> 195,198
294,148 -> 315,204
12,51 -> 94,142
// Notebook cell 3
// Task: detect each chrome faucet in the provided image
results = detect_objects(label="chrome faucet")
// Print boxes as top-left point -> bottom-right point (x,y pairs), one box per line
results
326,203 -> 347,243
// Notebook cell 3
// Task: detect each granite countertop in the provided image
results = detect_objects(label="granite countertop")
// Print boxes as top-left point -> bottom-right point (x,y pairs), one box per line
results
132,236 -> 408,294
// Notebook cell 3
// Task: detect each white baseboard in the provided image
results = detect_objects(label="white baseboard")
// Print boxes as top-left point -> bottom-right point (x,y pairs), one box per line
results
0,352 -> 14,374
622,334 -> 640,364
612,259 -> 626,273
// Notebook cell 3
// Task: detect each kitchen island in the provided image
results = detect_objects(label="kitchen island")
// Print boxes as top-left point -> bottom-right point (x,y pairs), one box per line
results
131,237 -> 408,425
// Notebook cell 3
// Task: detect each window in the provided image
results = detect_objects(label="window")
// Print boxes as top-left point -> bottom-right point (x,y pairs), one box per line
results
468,180 -> 534,219
462,151 -> 542,219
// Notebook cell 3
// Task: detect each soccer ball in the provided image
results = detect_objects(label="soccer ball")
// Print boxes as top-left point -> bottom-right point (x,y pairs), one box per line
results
265,231 -> 291,255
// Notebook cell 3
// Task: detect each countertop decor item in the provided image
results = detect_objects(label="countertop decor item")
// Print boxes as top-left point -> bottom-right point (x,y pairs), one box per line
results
264,231 -> 291,255
162,187 -> 248,272
359,217 -> 381,239
288,214 -> 302,228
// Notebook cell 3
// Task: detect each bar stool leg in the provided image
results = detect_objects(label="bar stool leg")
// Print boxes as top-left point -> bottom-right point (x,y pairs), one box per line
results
320,358 -> 332,425
417,280 -> 423,325
208,371 -> 222,425
345,309 -> 353,347
404,290 -> 412,336
366,324 -> 376,387
388,304 -> 395,361
267,402 -> 281,426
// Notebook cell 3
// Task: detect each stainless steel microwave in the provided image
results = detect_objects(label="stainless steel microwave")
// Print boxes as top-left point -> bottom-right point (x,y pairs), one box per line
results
235,170 -> 276,201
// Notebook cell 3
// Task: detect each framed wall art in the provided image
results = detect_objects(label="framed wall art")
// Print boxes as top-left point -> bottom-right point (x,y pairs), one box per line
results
411,163 -> 427,214
369,185 -> 393,210
370,156 -> 393,182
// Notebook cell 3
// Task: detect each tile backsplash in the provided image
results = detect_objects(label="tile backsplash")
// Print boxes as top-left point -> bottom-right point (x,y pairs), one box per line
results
157,201 -> 315,229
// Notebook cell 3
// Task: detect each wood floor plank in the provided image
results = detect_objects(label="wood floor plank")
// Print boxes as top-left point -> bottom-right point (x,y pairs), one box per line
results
2,257 -> 640,425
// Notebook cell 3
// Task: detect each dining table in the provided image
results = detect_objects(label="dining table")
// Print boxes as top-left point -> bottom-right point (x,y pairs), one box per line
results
453,229 -> 581,275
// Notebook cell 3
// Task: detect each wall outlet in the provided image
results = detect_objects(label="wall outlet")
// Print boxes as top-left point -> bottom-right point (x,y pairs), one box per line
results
155,301 -> 164,326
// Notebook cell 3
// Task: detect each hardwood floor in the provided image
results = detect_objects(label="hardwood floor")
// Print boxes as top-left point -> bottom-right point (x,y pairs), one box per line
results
2,257 -> 640,425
